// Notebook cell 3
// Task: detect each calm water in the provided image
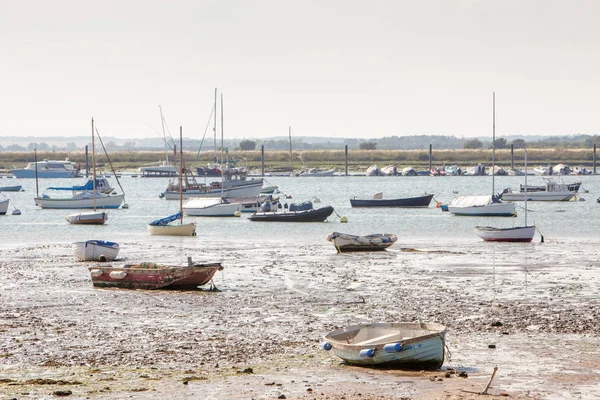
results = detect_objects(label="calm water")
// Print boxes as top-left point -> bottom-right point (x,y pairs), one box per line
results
0,174 -> 599,249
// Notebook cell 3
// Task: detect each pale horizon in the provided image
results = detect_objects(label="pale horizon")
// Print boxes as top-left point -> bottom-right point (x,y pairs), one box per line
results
2,0 -> 599,140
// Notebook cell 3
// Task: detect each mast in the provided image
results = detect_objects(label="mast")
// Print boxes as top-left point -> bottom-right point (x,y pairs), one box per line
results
214,87 -> 218,165
289,126 -> 293,176
34,148 -> 39,197
220,93 -> 224,197
179,126 -> 183,225
492,92 -> 495,195
159,105 -> 169,165
524,149 -> 528,226
92,118 -> 97,211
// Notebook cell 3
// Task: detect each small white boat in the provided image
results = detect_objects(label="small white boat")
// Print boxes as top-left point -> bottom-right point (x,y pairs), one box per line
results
0,198 -> 9,215
473,225 -> 535,242
11,158 -> 81,178
502,178 -> 576,201
447,195 -> 516,217
65,211 -> 108,225
182,197 -> 241,217
72,240 -> 120,262
322,322 -> 447,369
326,232 -> 397,252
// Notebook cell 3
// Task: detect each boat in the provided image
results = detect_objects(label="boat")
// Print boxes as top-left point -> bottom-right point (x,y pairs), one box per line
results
401,167 -> 417,176
66,118 -> 110,225
49,177 -> 114,194
298,168 -> 336,177
196,163 -> 222,177
35,191 -> 124,209
72,240 -> 120,262
11,158 -> 81,178
533,165 -> 552,176
182,197 -> 241,217
0,184 -> 23,192
148,127 -> 197,236
502,178 -> 576,201
366,165 -> 383,176
350,193 -> 433,208
380,165 -> 399,176
519,180 -> 581,193
88,258 -> 223,290
0,198 -> 8,215
448,93 -> 515,217
463,164 -> 486,176
444,165 -> 461,176
326,232 -> 398,252
322,322 -> 447,369
160,175 -> 263,199
249,202 -> 334,222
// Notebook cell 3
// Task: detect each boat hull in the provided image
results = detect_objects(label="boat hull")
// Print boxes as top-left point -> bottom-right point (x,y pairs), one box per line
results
0,199 -> 8,215
323,322 -> 446,370
249,206 -> 334,222
474,225 -> 535,242
88,263 -> 223,290
448,202 -> 516,217
147,223 -> 196,236
327,232 -> 397,252
163,180 -> 263,200
35,194 -> 124,209
350,194 -> 433,208
11,170 -> 79,178
72,240 -> 120,262
0,185 -> 23,192
183,198 -> 242,217
65,211 -> 108,225
502,192 -> 575,201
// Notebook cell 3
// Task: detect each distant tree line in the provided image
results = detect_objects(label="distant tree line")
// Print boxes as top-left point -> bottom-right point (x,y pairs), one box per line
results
2,134 -> 600,153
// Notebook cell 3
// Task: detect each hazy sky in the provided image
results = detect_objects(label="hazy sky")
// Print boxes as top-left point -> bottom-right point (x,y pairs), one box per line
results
2,0 -> 599,141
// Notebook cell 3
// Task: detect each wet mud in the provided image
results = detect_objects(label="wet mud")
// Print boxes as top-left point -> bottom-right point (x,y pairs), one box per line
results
1,238 -> 599,399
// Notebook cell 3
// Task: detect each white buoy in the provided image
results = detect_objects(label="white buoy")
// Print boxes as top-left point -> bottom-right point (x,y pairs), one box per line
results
340,216 -> 348,223
233,210 -> 241,217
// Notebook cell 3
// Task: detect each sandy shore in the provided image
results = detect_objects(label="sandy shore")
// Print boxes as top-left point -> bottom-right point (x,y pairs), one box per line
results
1,238 -> 599,399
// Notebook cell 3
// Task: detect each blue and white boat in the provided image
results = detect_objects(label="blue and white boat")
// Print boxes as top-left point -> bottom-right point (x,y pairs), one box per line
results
322,322 -> 447,369
72,240 -> 120,262
11,159 -> 81,178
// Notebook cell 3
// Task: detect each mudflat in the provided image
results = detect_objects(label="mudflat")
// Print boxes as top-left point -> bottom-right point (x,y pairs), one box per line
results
1,238 -> 599,399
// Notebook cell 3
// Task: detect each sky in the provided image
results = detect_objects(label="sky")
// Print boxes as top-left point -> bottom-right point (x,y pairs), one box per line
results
2,0 -> 599,141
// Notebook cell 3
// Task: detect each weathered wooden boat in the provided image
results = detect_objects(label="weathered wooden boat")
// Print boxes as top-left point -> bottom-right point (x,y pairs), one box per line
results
322,322 -> 447,369
249,203 -> 334,222
72,240 -> 120,262
326,232 -> 397,252
88,259 -> 223,290
350,193 -> 433,208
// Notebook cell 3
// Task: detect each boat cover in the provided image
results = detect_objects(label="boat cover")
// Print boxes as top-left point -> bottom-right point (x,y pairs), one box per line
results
149,211 -> 182,226
48,178 -> 110,191
449,195 -> 493,207
289,201 -> 313,211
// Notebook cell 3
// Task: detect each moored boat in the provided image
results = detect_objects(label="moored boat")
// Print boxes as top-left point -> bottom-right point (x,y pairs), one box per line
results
502,178 -> 576,201
447,195 -> 516,217
322,322 -> 447,369
249,202 -> 334,222
88,259 -> 223,290
0,184 -> 23,192
72,240 -> 120,262
473,225 -> 535,242
0,198 -> 9,215
327,232 -> 397,252
350,193 -> 433,208
65,211 -> 108,225
11,158 -> 81,178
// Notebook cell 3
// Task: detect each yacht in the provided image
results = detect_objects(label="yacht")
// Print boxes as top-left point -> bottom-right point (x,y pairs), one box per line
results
11,158 -> 81,178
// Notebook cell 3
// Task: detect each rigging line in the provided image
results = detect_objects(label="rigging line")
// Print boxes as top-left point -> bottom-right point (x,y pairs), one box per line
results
145,123 -> 175,152
95,126 -> 126,198
195,106 -> 215,162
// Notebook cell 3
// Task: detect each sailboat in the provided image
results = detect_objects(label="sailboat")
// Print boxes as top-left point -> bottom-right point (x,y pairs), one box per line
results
474,150 -> 535,242
447,93 -> 516,217
182,91 -> 242,217
148,127 -> 197,236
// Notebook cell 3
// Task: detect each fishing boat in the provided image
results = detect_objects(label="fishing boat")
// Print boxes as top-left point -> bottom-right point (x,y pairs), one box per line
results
322,322 -> 447,369
148,127 -> 196,236
0,184 -> 23,192
326,232 -> 397,252
66,118 -> 110,225
350,193 -> 433,208
249,202 -> 334,222
11,158 -> 81,178
72,240 -> 120,262
475,149 -> 536,242
88,258 -> 223,290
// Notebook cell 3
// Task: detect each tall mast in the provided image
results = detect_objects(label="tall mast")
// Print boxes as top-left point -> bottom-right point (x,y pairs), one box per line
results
289,126 -> 293,176
524,149 -> 528,226
179,126 -> 183,225
159,105 -> 169,164
220,93 -> 225,197
492,92 -> 496,195
92,118 -> 97,211
214,88 -> 218,164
